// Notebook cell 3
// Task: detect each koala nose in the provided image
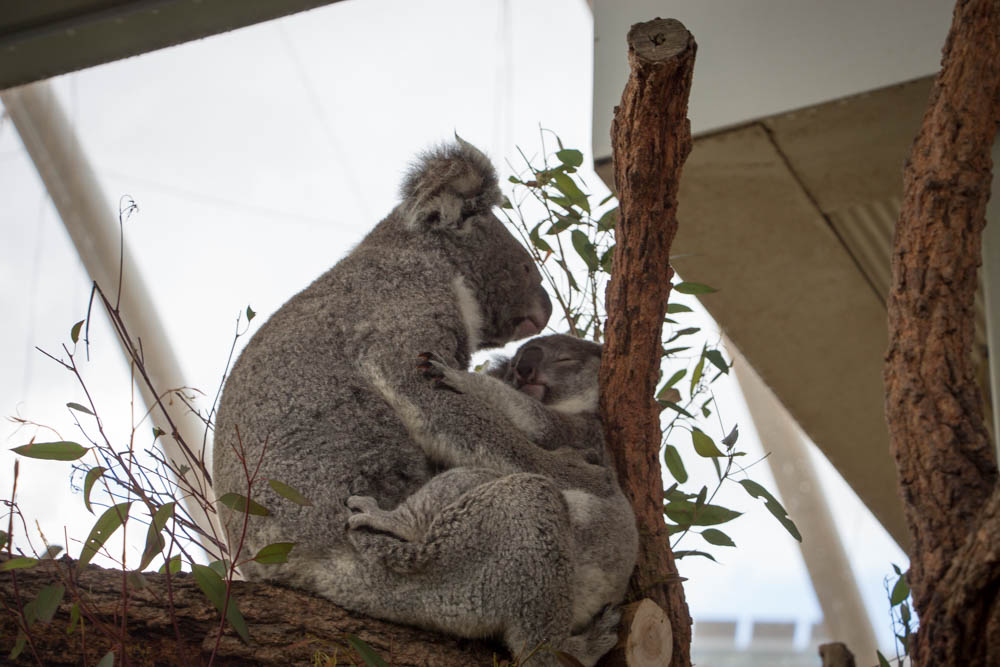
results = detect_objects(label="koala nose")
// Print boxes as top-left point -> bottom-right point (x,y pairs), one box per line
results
515,347 -> 543,383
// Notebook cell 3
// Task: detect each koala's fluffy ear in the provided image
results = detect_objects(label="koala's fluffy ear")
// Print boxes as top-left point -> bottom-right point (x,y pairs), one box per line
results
401,136 -> 503,232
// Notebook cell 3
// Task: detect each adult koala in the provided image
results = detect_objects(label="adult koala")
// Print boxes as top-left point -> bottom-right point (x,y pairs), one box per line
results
214,139 -> 610,664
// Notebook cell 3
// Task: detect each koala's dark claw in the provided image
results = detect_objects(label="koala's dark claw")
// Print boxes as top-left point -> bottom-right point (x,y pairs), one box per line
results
431,377 -> 462,394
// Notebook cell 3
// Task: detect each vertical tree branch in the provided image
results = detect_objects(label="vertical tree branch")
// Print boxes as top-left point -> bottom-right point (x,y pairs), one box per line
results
884,0 -> 1000,663
601,17 -> 696,667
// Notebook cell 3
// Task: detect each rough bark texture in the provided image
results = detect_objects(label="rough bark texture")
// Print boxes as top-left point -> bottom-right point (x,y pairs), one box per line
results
883,0 -> 1000,664
0,559 -> 503,666
599,17 -> 696,667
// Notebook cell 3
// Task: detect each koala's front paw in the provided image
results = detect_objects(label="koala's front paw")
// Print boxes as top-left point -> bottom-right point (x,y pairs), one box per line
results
417,352 -> 462,393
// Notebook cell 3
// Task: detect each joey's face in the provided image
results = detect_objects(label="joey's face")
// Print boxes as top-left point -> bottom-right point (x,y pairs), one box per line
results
500,334 -> 602,414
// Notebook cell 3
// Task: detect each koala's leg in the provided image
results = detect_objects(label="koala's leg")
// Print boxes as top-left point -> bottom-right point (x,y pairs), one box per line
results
347,467 -> 499,547
347,473 -> 583,665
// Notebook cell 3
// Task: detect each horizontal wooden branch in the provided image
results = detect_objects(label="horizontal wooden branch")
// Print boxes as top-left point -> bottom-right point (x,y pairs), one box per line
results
0,558 -> 503,665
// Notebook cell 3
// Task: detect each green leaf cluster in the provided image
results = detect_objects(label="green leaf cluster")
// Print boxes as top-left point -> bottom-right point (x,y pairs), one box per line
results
503,132 -> 802,561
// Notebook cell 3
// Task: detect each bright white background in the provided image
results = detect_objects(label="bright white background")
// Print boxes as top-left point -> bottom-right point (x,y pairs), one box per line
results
0,0 -> 914,656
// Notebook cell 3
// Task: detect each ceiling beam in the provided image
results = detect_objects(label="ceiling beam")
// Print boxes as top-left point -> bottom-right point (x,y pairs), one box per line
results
0,0 -> 343,90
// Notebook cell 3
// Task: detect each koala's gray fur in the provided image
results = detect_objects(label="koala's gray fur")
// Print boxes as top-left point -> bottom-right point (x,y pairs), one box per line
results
347,335 -> 639,666
214,140 -> 625,665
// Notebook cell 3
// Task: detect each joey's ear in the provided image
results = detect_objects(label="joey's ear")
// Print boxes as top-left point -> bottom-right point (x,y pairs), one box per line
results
400,138 -> 502,232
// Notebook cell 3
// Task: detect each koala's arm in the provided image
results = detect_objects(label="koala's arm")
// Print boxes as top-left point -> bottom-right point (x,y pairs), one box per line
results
428,360 -> 605,455
363,351 -> 612,494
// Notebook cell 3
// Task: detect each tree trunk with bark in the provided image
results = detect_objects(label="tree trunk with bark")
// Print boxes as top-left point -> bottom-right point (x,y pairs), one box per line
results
600,17 -> 697,667
883,0 -> 1000,664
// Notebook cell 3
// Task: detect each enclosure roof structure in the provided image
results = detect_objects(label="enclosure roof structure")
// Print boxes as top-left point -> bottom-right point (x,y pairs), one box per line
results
0,0 -> 342,90
597,78 -> 942,553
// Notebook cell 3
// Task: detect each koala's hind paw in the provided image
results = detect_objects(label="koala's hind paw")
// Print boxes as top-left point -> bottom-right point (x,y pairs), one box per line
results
562,605 -> 622,666
417,352 -> 462,393
346,519 -> 426,573
347,495 -> 422,543
345,495 -> 381,514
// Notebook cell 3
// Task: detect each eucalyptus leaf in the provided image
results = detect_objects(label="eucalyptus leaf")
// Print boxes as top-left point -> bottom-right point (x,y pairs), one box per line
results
546,215 -> 577,235
556,148 -> 583,168
217,492 -> 269,517
67,602 -> 81,635
666,327 -> 700,344
738,479 -> 802,542
552,172 -> 590,213
701,528 -> 736,547
664,499 -> 741,527
704,349 -> 730,374
689,348 -> 706,395
33,583 -> 65,624
345,634 -> 390,667
246,305 -> 256,322
599,246 -> 614,273
691,429 -> 724,457
673,282 -> 718,295
208,559 -> 229,578
0,557 -> 38,572
78,502 -> 132,570
11,441 -> 89,461
253,542 -> 295,564
268,479 -> 313,506
666,303 -> 693,314
192,563 -> 250,643
96,650 -> 115,667
890,574 -> 910,605
658,401 -> 694,418
83,466 -> 107,514
663,445 -> 688,484
66,402 -> 95,416
70,320 -> 85,343
529,221 -> 553,254
159,554 -> 182,575
673,550 -> 718,562
138,502 -> 175,572
8,630 -> 25,661
660,369 -> 686,392
596,207 -> 618,231
721,425 -> 740,448
570,230 -> 599,271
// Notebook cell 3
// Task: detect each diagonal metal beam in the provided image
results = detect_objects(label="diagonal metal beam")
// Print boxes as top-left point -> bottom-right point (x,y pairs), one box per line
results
2,80 -> 223,557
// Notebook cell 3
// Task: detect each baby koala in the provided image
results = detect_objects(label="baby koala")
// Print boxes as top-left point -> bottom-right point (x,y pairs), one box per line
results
347,334 -> 638,665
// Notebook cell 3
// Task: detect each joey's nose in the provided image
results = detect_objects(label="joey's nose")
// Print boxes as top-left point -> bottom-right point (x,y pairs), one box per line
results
515,347 -> 543,383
